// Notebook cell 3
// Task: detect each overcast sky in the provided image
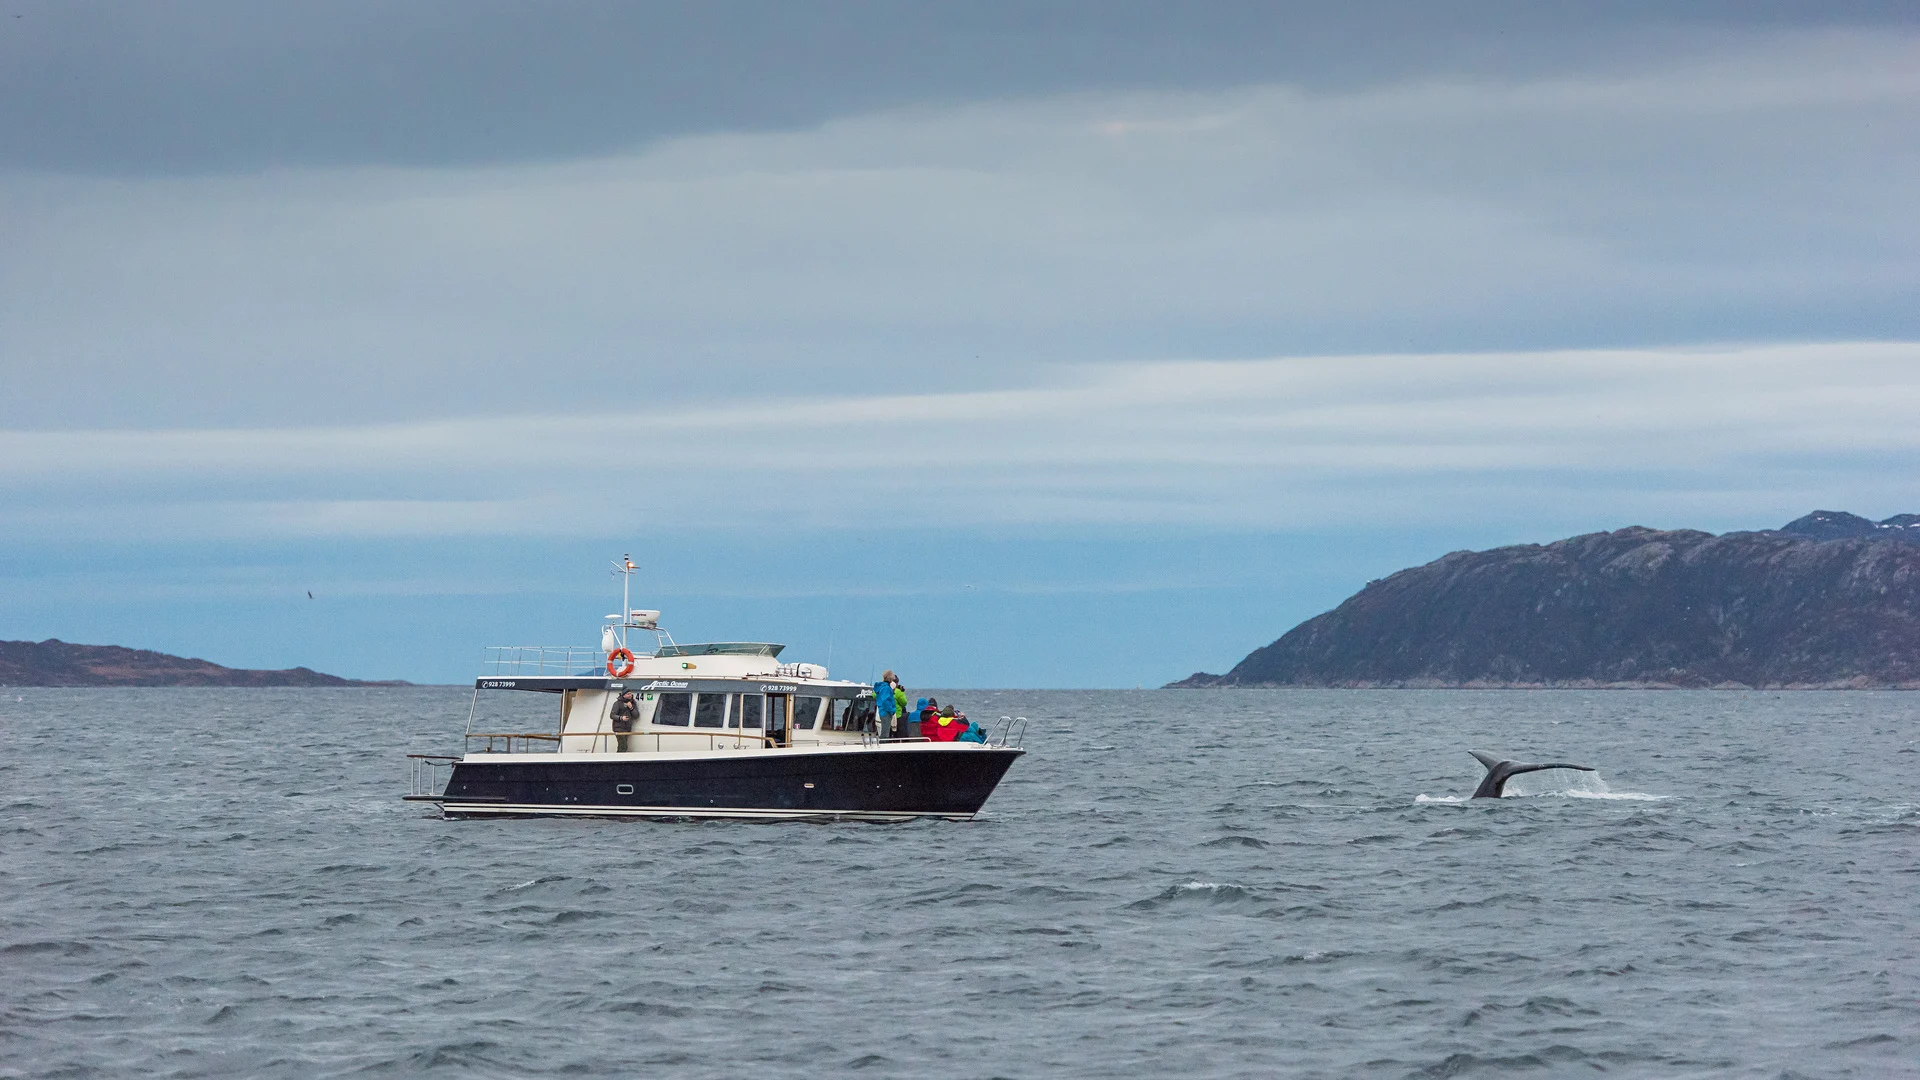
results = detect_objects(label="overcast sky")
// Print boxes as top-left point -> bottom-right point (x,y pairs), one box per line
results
3,3 -> 1917,684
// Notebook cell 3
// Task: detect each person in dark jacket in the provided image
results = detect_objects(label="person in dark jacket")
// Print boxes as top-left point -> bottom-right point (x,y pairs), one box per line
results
610,690 -> 640,751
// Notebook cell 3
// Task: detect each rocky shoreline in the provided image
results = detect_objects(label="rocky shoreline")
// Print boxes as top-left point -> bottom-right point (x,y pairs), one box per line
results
1172,511 -> 1920,689
0,639 -> 407,687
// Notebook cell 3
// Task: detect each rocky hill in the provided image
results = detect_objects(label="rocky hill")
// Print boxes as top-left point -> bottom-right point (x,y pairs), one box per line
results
1169,512 -> 1920,689
0,639 -> 407,687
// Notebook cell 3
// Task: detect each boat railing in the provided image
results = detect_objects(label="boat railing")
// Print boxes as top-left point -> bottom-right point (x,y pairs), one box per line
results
449,725 -> 1023,755
622,731 -> 778,752
462,730 -> 779,753
988,716 -> 1028,749
406,753 -> 458,799
480,645 -> 632,677
465,731 -> 564,754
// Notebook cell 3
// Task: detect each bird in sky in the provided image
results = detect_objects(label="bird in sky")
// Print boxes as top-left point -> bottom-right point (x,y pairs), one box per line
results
307,591 -> 314,599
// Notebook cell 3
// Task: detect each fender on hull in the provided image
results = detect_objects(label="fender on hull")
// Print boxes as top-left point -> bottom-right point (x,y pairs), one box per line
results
437,747 -> 1022,820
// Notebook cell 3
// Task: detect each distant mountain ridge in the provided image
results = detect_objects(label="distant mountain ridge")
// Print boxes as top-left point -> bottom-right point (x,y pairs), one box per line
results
0,639 -> 407,687
1772,510 -> 1920,543
1169,512 -> 1920,689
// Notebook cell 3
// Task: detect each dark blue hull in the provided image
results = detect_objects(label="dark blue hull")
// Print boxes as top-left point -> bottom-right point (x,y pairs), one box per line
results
435,746 -> 1023,820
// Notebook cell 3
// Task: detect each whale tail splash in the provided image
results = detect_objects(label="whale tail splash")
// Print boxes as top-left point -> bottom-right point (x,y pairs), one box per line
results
1469,750 -> 1595,798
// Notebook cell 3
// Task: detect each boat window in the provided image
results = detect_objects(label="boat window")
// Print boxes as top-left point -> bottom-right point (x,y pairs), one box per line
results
653,692 -> 691,727
828,697 -> 875,732
693,693 -> 727,728
793,696 -> 823,730
733,694 -> 763,729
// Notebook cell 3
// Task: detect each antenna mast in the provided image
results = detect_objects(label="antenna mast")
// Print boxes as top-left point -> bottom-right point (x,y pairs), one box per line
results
614,555 -> 637,650
607,555 -> 667,653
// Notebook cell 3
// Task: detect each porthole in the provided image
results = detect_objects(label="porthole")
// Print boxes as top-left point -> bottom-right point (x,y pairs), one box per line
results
616,784 -> 634,795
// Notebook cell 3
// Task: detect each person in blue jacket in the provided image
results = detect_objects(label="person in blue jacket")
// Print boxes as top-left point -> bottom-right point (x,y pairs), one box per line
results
872,670 -> 900,737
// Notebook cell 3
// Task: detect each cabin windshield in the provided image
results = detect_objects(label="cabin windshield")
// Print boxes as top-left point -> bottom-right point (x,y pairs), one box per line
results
654,642 -> 785,658
825,696 -> 877,732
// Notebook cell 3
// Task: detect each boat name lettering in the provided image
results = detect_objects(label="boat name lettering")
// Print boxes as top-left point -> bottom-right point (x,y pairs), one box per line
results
638,680 -> 689,690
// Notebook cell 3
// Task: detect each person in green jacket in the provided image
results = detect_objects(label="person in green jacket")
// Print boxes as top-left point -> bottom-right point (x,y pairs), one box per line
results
892,681 -> 909,738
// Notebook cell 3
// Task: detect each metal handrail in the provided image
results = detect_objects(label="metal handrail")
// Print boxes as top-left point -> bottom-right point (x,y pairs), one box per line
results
989,716 -> 1028,749
468,733 -> 556,753
465,729 -> 780,753
480,645 -> 636,677
626,731 -> 777,751
407,754 -> 457,798
453,724 -> 1018,755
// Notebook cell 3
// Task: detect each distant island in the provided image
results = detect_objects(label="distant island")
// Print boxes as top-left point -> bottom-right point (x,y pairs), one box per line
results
0,639 -> 409,687
1169,511 -> 1920,689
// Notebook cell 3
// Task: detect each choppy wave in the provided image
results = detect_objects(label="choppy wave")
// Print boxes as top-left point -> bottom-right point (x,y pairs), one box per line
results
2,686 -> 1913,1078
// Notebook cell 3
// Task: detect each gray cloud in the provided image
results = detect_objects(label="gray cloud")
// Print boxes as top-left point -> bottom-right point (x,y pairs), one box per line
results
6,343 -> 1917,542
4,34 -> 1915,429
9,3 -> 1918,686
2,0 -> 1913,174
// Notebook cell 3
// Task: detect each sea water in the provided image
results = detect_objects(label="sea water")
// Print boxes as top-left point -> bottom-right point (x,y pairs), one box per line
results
2,688 -> 1914,1078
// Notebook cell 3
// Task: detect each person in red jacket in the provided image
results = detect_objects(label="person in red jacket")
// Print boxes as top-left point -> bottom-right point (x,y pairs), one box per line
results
925,703 -> 967,742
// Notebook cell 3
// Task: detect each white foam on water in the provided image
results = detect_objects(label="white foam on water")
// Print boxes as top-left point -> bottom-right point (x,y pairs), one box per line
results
1177,880 -> 1233,892
1500,768 -> 1611,799
1503,771 -> 1669,801
1416,772 -> 1668,803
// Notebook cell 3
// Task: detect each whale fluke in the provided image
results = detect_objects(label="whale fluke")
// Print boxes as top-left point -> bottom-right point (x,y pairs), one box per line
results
1469,750 -> 1595,798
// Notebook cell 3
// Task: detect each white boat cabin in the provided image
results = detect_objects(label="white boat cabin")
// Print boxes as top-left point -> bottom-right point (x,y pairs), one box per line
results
468,642 -> 879,755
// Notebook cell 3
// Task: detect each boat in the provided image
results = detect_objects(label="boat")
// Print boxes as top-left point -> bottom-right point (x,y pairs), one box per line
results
405,558 -> 1026,821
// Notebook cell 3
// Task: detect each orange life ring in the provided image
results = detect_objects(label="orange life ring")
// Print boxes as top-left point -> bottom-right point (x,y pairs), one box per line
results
606,648 -> 635,678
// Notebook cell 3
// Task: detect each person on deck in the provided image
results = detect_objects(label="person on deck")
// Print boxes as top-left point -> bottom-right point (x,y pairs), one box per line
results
955,712 -> 988,744
609,690 -> 640,752
873,670 -> 899,737
892,681 -> 909,738
926,703 -> 966,742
